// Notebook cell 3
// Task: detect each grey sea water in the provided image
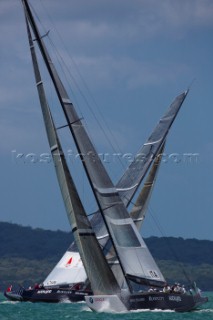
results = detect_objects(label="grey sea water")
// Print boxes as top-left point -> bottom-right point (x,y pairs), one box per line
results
0,292 -> 212,320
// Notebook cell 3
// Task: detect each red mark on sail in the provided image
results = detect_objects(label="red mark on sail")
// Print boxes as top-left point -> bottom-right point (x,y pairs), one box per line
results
66,257 -> 72,266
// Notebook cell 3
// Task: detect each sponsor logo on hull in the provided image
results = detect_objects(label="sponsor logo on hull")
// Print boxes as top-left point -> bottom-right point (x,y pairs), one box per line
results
169,295 -> 182,302
37,290 -> 52,294
149,296 -> 164,301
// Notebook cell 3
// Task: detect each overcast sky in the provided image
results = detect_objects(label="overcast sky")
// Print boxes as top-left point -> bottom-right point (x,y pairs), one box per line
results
0,0 -> 213,240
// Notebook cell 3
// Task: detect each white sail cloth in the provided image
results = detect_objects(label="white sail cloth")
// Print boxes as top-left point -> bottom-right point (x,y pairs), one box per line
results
43,251 -> 86,287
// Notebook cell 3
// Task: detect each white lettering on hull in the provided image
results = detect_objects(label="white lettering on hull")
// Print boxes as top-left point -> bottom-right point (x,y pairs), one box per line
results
37,290 -> 52,294
149,296 -> 164,301
169,296 -> 182,302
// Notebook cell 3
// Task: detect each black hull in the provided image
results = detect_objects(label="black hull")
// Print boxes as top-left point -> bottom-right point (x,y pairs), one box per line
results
5,288 -> 208,312
86,291 -> 208,313
4,287 -> 92,303
128,292 -> 208,312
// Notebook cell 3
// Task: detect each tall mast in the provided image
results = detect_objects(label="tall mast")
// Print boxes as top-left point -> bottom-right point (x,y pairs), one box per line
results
23,6 -> 120,296
21,0 -> 139,289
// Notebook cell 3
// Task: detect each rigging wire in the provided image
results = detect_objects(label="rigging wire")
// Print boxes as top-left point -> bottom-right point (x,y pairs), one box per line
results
31,5 -> 84,118
30,2 -> 100,212
30,2 -> 163,223
36,0 -> 135,177
47,37 -> 128,176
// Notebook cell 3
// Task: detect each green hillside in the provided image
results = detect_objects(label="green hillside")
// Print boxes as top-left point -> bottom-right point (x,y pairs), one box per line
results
0,222 -> 212,291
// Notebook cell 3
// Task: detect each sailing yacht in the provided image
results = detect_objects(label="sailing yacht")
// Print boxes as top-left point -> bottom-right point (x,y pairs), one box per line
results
5,0 -> 165,302
5,145 -> 164,303
4,146 -> 164,303
5,0 -> 208,311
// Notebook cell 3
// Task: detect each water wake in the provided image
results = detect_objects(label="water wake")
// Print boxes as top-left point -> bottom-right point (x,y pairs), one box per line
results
0,300 -> 19,305
197,309 -> 213,313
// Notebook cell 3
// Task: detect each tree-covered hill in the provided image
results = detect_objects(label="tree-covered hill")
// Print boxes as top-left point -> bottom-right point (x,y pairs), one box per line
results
145,236 -> 213,265
0,222 -> 212,291
0,222 -> 72,261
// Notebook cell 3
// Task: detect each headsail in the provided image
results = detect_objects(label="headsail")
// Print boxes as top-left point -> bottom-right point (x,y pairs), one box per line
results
43,248 -> 87,287
23,5 -> 120,296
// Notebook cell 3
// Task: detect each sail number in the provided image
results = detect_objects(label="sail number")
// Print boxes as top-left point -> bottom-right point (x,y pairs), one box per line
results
149,270 -> 159,278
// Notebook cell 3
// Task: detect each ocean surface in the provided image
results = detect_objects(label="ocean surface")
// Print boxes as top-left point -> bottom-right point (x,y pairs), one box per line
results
0,292 -> 212,320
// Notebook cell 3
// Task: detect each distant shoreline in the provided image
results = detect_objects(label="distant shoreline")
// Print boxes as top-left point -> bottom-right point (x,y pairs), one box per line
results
0,222 -> 212,291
